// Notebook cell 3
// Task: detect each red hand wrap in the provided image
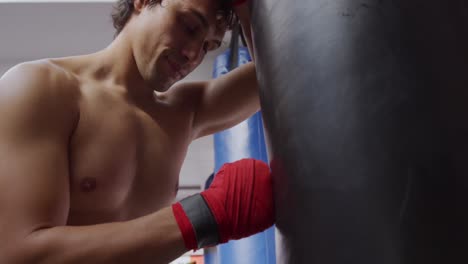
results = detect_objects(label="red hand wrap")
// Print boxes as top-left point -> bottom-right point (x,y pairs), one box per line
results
201,159 -> 274,243
172,159 -> 274,249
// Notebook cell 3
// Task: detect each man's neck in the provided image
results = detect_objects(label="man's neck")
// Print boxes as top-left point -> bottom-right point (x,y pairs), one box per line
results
80,32 -> 156,103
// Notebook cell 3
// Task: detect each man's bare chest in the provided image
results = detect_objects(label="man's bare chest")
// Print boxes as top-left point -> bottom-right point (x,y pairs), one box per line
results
65,94 -> 192,225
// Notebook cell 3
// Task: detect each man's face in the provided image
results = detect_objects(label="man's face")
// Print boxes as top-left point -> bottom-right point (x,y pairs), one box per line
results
131,0 -> 227,91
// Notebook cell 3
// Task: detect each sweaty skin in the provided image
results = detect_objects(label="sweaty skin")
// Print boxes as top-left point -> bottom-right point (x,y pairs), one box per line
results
0,0 -> 258,263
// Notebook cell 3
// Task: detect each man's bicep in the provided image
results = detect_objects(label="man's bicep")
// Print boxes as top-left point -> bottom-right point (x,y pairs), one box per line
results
0,64 -> 74,246
0,138 -> 71,234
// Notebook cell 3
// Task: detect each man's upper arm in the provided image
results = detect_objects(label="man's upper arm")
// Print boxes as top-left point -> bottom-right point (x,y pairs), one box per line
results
0,63 -> 77,252
188,62 -> 260,139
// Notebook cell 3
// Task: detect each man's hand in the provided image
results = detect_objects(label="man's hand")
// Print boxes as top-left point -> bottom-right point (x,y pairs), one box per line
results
172,159 -> 275,250
232,0 -> 248,6
232,0 -> 255,60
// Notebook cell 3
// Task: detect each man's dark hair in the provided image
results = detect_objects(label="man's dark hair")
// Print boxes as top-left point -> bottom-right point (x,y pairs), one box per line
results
111,0 -> 237,36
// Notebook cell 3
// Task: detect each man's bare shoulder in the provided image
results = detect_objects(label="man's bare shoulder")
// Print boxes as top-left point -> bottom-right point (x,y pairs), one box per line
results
0,60 -> 80,130
1,59 -> 80,101
1,59 -> 78,91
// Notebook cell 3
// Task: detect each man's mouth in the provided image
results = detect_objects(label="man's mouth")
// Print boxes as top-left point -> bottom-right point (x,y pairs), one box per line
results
167,57 -> 183,79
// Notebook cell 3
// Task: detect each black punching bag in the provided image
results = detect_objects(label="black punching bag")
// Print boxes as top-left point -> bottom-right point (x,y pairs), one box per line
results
251,0 -> 468,263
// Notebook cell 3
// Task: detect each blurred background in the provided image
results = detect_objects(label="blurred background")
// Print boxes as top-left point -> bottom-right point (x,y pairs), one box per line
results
0,0 -> 233,202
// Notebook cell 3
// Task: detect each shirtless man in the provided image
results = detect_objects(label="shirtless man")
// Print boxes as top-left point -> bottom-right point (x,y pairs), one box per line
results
0,0 -> 274,263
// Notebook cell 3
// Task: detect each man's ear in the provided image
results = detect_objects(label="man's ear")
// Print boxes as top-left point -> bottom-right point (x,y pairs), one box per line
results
133,0 -> 149,13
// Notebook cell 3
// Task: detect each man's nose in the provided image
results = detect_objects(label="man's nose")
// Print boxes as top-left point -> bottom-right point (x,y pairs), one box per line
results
181,41 -> 204,63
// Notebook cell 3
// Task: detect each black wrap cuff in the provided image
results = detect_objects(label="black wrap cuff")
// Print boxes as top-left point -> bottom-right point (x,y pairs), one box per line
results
179,194 -> 220,248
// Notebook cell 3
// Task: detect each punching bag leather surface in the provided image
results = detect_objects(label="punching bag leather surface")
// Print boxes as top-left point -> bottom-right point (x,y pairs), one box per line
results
251,1 -> 468,263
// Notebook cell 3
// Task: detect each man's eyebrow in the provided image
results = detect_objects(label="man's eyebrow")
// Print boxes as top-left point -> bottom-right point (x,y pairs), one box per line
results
189,9 -> 209,29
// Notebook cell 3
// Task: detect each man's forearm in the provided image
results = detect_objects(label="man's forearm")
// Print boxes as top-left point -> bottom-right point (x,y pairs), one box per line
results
7,207 -> 186,264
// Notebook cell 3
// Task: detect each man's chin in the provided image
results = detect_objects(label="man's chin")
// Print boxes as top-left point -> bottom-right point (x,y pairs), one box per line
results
153,84 -> 171,93
153,79 -> 177,93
